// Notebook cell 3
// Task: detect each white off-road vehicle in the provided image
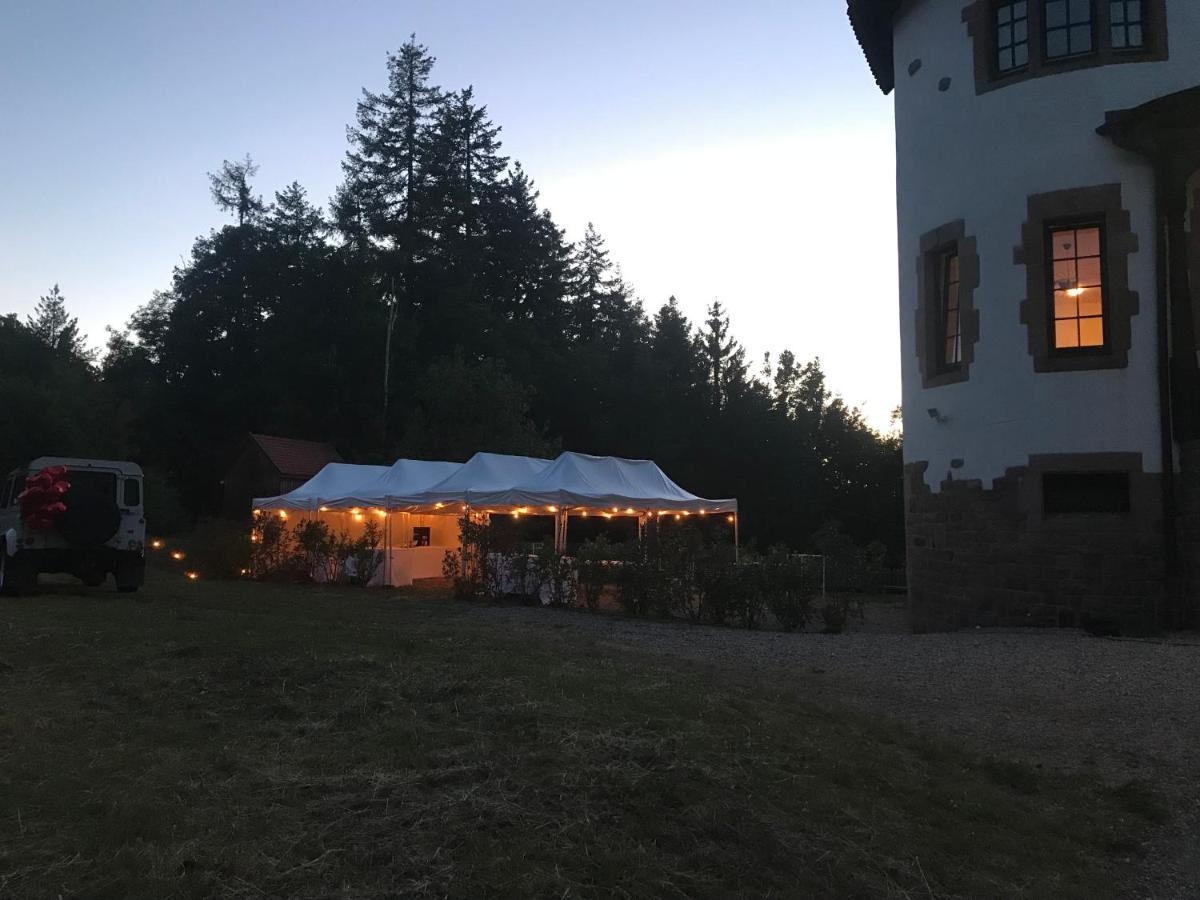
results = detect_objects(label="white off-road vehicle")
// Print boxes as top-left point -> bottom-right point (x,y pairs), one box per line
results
0,457 -> 146,595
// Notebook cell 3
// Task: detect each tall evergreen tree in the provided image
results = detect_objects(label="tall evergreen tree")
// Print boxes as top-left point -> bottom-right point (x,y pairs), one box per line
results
208,155 -> 265,226
26,284 -> 91,361
699,300 -> 747,409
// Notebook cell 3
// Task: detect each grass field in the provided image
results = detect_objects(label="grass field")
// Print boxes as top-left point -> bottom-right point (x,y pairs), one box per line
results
0,567 -> 1167,898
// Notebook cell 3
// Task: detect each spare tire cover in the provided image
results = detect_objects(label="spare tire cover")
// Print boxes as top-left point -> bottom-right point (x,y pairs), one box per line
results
56,478 -> 121,547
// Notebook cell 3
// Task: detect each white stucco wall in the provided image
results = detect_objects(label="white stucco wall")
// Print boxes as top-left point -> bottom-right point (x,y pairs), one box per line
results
891,0 -> 1200,490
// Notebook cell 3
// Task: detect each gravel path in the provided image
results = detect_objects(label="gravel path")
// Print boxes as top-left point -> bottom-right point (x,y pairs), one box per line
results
460,599 -> 1200,897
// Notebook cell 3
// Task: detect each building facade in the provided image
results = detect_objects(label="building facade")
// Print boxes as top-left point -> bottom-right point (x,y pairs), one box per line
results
849,0 -> 1200,630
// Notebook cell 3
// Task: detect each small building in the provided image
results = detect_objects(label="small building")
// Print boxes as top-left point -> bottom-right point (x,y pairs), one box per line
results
849,0 -> 1199,631
222,434 -> 342,519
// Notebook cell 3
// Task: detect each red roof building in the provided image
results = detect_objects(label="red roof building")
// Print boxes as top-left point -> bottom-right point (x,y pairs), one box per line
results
222,433 -> 342,518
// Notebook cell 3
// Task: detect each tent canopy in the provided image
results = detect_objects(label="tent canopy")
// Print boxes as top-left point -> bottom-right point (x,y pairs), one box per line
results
388,452 -> 553,510
253,459 -> 460,511
254,451 -> 736,517
253,462 -> 389,511
354,459 -> 464,508
469,451 -> 736,514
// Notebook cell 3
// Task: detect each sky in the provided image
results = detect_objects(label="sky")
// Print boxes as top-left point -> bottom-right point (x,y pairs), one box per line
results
0,0 -> 899,427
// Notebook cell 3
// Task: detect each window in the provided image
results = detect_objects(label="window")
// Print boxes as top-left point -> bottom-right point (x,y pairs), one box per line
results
965,0 -> 1165,94
412,526 -> 431,547
1045,0 -> 1093,58
1049,225 -> 1105,350
1043,472 -> 1130,514
916,221 -> 979,388
1110,0 -> 1144,48
939,252 -> 963,369
996,1 -> 1030,72
1016,184 -> 1136,372
123,478 -> 141,508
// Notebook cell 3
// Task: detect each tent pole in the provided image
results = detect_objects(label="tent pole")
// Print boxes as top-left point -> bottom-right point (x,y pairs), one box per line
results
734,512 -> 740,563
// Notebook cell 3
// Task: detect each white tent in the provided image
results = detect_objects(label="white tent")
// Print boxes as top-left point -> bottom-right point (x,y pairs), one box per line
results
253,462 -> 390,511
252,459 -> 462,511
470,451 -> 737,515
389,451 -> 553,511
353,458 -> 464,508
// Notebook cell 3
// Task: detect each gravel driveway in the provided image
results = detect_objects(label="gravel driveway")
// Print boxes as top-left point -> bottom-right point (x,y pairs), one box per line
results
460,598 -> 1200,896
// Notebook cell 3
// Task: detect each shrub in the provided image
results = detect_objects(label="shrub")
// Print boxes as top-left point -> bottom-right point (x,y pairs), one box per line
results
181,517 -> 253,580
812,520 -> 888,594
250,514 -> 296,579
819,593 -> 864,634
342,520 -> 383,586
294,519 -> 338,582
730,561 -> 768,630
535,540 -> 576,607
575,536 -> 613,612
765,547 -> 820,632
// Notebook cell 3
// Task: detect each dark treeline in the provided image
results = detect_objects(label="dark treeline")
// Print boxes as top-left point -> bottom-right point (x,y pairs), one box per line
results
1,38 -> 902,556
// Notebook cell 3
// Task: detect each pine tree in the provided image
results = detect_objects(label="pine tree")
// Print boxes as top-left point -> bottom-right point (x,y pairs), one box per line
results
26,284 -> 92,361
208,155 -> 265,226
269,182 -> 325,246
699,300 -> 746,409
340,35 -> 442,268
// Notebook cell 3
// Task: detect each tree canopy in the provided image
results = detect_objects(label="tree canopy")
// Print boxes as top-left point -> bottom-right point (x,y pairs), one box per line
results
4,36 -> 902,557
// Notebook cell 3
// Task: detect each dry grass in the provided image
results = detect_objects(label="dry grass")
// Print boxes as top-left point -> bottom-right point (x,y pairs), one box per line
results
0,567 -> 1164,898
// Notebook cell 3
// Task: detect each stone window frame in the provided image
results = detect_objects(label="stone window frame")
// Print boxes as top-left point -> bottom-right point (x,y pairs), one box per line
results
963,0 -> 1168,95
1015,184 -> 1139,372
916,220 -> 980,389
1017,452 -> 1159,525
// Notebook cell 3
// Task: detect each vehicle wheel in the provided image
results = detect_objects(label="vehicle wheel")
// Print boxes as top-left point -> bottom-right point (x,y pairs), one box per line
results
115,555 -> 144,593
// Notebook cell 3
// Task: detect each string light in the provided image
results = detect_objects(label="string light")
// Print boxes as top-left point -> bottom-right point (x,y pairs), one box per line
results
674,514 -> 681,521
352,511 -> 364,522
239,568 -> 249,576
319,506 -> 329,512
185,571 -> 199,581
250,533 -> 260,543
372,508 -> 387,518
700,510 -> 707,516
624,508 -> 634,515
277,510 -> 288,520
581,510 -> 588,517
727,515 -> 736,523
512,510 -> 520,518
602,512 -> 613,519
170,550 -> 185,560
150,539 -> 163,549
435,502 -> 445,509
548,505 -> 558,513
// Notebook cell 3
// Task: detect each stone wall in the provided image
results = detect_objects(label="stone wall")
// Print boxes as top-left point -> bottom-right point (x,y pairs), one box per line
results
905,455 -> 1167,632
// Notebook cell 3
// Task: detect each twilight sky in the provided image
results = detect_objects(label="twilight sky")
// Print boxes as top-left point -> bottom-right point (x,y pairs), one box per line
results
1,0 -> 899,427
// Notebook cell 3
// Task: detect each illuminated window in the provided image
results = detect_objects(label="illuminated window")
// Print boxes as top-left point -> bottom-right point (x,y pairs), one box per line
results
1045,0 -> 1094,59
996,2 -> 1030,72
938,253 -> 962,369
1110,0 -> 1144,48
1050,225 -> 1105,350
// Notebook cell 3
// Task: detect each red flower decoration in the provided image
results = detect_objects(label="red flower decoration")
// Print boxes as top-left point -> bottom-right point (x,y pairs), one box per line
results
18,466 -> 71,531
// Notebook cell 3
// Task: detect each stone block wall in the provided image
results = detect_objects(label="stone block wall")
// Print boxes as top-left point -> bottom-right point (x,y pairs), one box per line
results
905,454 -> 1167,632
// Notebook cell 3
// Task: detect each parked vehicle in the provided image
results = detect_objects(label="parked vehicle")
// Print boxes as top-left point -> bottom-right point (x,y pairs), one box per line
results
0,457 -> 146,594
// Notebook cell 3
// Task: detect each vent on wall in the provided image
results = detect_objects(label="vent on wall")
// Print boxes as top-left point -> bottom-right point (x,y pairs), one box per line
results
1042,472 -> 1131,515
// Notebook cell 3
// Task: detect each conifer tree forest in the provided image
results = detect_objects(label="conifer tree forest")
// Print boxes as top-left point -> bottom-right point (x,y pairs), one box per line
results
0,38 -> 903,557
